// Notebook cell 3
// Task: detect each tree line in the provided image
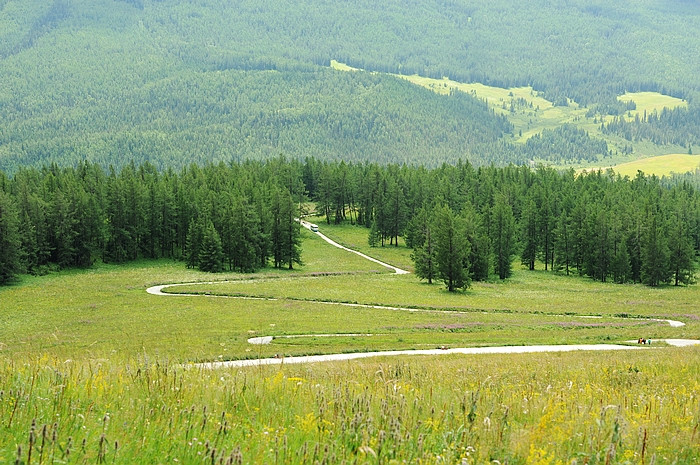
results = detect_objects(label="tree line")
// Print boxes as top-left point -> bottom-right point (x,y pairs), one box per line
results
0,159 -> 303,284
303,159 -> 699,290
1,159 -> 698,288
602,106 -> 700,150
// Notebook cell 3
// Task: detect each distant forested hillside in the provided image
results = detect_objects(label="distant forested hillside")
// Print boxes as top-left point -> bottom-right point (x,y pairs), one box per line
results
2,0 -> 700,171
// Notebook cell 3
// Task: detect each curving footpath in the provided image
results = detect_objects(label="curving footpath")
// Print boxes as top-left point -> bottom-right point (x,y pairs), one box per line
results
196,339 -> 700,369
147,222 -> 698,368
299,220 -> 410,274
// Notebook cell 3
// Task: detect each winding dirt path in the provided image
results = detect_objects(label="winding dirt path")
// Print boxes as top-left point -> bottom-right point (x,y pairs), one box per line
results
299,220 -> 410,274
148,222 -> 697,367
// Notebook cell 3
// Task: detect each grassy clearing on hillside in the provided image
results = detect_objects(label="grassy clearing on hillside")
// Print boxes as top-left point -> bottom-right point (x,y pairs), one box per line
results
1,350 -> 698,464
597,153 -> 700,178
330,61 -> 693,170
618,92 -> 687,121
394,74 -> 589,144
330,59 -> 589,144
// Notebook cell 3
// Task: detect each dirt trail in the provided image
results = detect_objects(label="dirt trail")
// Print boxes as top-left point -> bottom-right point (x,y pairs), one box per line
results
197,340 -> 700,369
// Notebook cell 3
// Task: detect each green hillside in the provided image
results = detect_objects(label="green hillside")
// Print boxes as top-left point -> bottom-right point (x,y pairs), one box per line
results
3,0 -> 700,171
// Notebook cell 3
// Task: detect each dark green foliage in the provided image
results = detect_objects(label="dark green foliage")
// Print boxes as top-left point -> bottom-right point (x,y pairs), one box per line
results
520,195 -> 538,271
198,221 -> 224,273
0,191 -> 21,284
185,219 -> 202,270
667,202 -> 696,286
492,193 -> 516,280
412,225 -> 438,285
603,106 -> 700,148
521,125 -> 609,164
1,158 -> 699,288
641,208 -> 670,287
433,206 -> 469,292
367,220 -> 381,248
5,0 -> 700,174
462,203 -> 490,281
611,238 -> 632,284
410,207 -> 437,284
553,212 -> 572,275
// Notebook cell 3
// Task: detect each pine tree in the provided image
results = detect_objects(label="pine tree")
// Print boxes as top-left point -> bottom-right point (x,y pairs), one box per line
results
185,218 -> 203,269
198,221 -> 224,273
520,195 -> 538,270
553,211 -> 571,275
462,203 -> 490,281
405,206 -> 429,249
641,208 -> 670,287
411,218 -> 437,284
0,191 -> 21,284
610,240 -> 631,284
492,193 -> 516,280
368,220 -> 381,247
433,206 -> 469,291
668,204 -> 695,285
280,189 -> 302,269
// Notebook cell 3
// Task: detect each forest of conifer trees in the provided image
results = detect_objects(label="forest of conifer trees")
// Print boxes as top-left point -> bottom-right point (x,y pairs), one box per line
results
1,158 -> 697,289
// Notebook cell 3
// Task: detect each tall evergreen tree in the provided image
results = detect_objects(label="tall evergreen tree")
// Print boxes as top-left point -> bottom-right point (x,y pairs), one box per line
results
280,189 -> 302,269
492,193 -> 516,280
185,218 -> 203,269
433,206 -> 469,291
667,203 -> 695,285
462,202 -> 490,281
553,211 -> 572,275
0,191 -> 21,284
641,208 -> 670,286
610,238 -> 631,284
198,220 -> 224,273
411,208 -> 438,284
520,195 -> 538,270
368,219 -> 381,248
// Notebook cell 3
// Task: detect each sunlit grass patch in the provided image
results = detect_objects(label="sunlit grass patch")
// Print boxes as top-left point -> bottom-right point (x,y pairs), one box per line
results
617,91 -> 688,121
606,153 -> 700,177
1,348 -> 698,463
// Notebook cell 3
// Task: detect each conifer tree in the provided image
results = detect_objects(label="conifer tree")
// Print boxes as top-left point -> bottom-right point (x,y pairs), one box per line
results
280,189 -> 302,269
520,195 -> 538,270
610,239 -> 631,284
462,203 -> 490,281
185,218 -> 203,269
198,221 -> 224,273
368,220 -> 381,247
0,191 -> 21,284
641,208 -> 670,286
411,213 -> 437,284
492,193 -> 516,280
433,205 -> 469,291
553,211 -> 571,275
668,204 -> 695,285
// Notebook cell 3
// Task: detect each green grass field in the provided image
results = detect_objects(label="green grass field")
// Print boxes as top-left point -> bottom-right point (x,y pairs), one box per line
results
583,153 -> 700,178
618,92 -> 688,121
2,220 -> 699,463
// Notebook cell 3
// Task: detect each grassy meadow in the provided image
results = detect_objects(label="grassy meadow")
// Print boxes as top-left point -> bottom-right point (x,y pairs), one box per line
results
584,153 -> 700,178
1,220 -> 699,463
617,92 -> 688,121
